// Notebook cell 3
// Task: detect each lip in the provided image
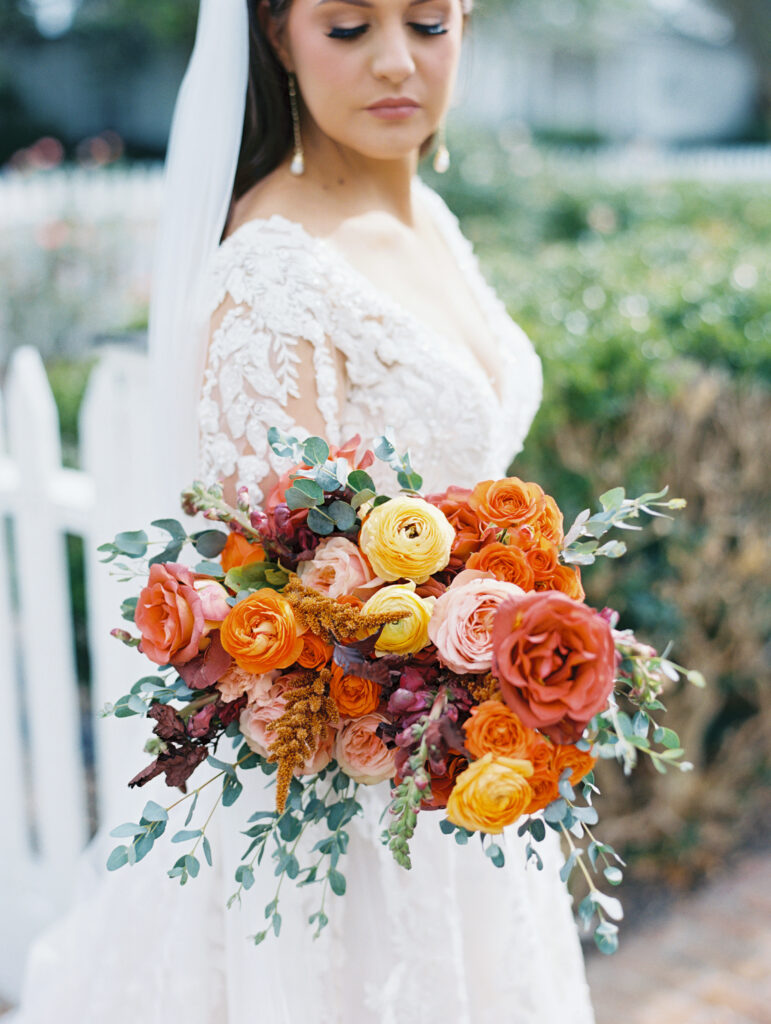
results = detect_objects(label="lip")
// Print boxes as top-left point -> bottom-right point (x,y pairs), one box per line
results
366,97 -> 420,109
366,98 -> 420,120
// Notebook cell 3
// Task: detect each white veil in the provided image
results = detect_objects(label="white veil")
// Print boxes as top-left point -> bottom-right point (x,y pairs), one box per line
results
146,0 -> 250,513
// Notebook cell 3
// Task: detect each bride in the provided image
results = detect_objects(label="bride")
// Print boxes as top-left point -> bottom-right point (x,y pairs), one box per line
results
13,0 -> 596,1020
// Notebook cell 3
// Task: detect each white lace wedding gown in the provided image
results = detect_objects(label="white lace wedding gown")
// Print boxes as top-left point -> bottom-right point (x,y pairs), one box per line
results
13,176 -> 595,1024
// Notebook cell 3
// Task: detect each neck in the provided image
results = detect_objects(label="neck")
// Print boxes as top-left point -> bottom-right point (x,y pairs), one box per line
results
295,120 -> 420,228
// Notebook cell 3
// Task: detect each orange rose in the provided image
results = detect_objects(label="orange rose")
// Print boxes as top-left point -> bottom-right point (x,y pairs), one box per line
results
525,538 -> 559,580
446,753 -> 533,833
466,542 -> 535,590
329,664 -> 382,718
535,494 -> 564,546
425,486 -> 496,560
553,744 -> 597,786
297,631 -> 333,670
535,563 -> 585,601
469,478 -> 546,529
135,562 -> 206,666
220,532 -> 265,572
220,589 -> 304,674
524,736 -> 559,813
463,700 -> 533,759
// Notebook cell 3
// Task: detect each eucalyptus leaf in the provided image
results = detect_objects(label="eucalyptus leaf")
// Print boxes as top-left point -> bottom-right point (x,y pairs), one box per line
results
114,530 -> 148,557
303,436 -> 330,466
191,530 -> 228,558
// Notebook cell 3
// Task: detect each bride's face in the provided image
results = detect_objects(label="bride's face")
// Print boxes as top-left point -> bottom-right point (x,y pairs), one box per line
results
276,0 -> 465,162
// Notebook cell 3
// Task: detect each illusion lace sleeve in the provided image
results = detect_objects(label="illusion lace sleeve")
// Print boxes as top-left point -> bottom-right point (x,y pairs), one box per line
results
196,221 -> 347,505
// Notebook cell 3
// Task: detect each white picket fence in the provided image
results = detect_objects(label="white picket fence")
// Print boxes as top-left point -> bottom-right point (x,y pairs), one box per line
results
0,343 -> 165,1003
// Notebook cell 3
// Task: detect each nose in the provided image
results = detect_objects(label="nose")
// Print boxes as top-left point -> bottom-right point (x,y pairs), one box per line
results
371,25 -> 416,83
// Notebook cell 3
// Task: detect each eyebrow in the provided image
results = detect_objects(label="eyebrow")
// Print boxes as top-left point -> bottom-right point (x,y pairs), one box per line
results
316,0 -> 436,7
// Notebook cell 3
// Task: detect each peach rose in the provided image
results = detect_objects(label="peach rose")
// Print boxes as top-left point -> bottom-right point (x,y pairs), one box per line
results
463,700 -> 533,759
220,589 -> 305,674
428,569 -> 523,674
239,678 -> 335,774
297,536 -> 379,600
334,712 -> 396,785
492,591 -> 616,744
535,563 -> 585,602
135,562 -> 205,666
446,753 -> 533,833
466,542 -> 535,591
192,578 -> 231,630
469,478 -> 546,529
220,532 -> 265,573
329,664 -> 382,718
216,664 -> 279,703
297,632 -> 334,670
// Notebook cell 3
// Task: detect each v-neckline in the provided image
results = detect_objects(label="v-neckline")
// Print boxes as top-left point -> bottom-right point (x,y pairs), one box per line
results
222,179 -> 505,406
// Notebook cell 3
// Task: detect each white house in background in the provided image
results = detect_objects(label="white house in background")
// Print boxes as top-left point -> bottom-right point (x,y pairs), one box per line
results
456,0 -> 759,143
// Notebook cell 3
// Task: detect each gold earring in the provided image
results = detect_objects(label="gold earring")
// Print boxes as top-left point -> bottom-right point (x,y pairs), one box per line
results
288,72 -> 304,175
433,121 -> 450,174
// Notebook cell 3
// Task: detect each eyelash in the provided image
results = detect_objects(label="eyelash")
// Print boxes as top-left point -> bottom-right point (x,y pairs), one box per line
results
327,23 -> 447,39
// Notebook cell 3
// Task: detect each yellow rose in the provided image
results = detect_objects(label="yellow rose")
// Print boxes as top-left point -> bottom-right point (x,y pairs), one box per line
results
362,583 -> 435,656
359,496 -> 454,584
446,752 -> 534,834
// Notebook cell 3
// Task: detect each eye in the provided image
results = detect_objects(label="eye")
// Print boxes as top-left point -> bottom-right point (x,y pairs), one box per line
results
410,22 -> 448,34
327,24 -> 368,39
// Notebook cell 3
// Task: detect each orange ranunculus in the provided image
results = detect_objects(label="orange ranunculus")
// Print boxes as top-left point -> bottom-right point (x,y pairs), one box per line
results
466,542 -> 536,591
220,531 -> 265,573
135,562 -> 206,666
329,663 -> 382,718
535,563 -> 585,601
553,744 -> 597,786
446,753 -> 533,833
297,631 -> 334,670
525,538 -> 559,580
492,591 -> 616,744
524,735 -> 559,813
535,494 -> 564,546
469,478 -> 546,529
220,589 -> 304,674
424,486 -> 496,560
463,700 -> 534,759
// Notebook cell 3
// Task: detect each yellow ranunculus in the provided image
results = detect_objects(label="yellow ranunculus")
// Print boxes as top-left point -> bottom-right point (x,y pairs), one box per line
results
362,583 -> 435,656
359,496 -> 454,584
445,752 -> 534,834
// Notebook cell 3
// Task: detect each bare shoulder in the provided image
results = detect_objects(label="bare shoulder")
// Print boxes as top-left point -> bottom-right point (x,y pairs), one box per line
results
225,163 -> 344,240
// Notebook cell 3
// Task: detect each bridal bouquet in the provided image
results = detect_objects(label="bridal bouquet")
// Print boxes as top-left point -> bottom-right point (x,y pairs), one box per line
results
102,429 -> 702,954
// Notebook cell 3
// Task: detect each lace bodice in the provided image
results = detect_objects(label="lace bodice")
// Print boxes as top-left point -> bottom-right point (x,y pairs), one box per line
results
196,177 -> 542,499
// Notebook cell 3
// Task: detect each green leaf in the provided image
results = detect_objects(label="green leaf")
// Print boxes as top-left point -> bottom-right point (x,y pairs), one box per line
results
653,726 -> 680,748
106,845 -> 129,871
303,437 -> 330,466
439,819 -> 456,835
148,538 -> 185,567
544,798 -> 567,824
142,800 -> 168,823
236,865 -> 255,890
328,869 -> 346,896
207,755 -> 236,777
485,843 -> 505,868
578,894 -> 595,929
171,829 -> 202,843
272,913 -> 282,937
351,488 -> 376,509
530,818 -> 546,842
184,854 -> 200,878
604,866 -> 624,886
286,484 -> 320,510
327,500 -> 357,532
222,775 -> 243,807
202,836 -> 213,867
267,426 -> 301,459
114,530 -> 148,557
686,669 -> 706,688
109,822 -> 145,839
347,470 -> 375,492
293,477 -> 325,502
306,507 -> 335,536
120,597 -> 138,622
594,921 -> 619,955
151,518 -> 187,541
397,470 -> 423,491
277,813 -> 302,842
191,530 -> 228,558
599,487 -> 625,511
252,930 -> 268,946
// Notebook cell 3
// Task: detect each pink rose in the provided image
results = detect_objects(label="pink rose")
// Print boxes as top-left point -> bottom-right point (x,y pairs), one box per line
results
216,665 -> 279,703
428,569 -> 524,674
334,712 -> 396,785
297,536 -> 379,599
239,679 -> 335,774
135,562 -> 205,666
193,578 -> 231,628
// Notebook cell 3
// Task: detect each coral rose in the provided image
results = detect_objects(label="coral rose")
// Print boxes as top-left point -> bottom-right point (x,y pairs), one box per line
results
135,562 -> 206,666
491,591 -> 616,744
297,536 -> 379,600
525,736 -> 559,813
334,712 -> 396,785
297,632 -> 334,670
362,583 -> 434,656
446,753 -> 533,833
424,486 -> 495,560
220,532 -> 265,572
463,700 -> 533,759
535,563 -> 585,601
428,569 -> 523,674
329,664 -> 382,718
469,478 -> 545,529
220,589 -> 304,673
466,543 -> 535,591
359,496 -> 454,584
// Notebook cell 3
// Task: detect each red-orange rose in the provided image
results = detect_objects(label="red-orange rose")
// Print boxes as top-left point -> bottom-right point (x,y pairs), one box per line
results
525,538 -> 559,580
553,744 -> 597,786
425,486 -> 495,559
491,591 -> 616,744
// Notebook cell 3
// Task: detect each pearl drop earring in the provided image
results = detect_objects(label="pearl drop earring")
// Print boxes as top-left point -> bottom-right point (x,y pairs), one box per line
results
433,120 -> 450,174
288,72 -> 305,176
